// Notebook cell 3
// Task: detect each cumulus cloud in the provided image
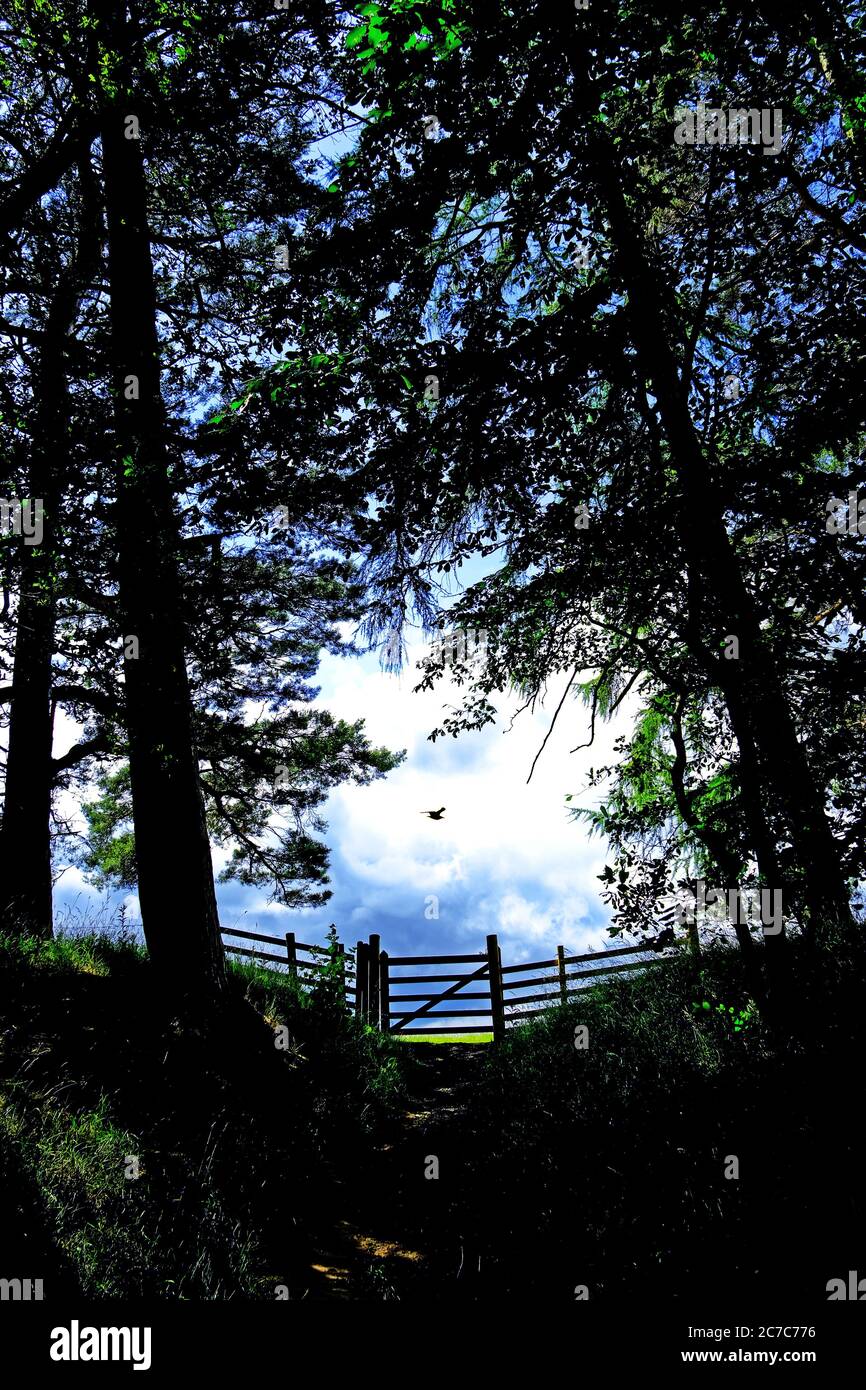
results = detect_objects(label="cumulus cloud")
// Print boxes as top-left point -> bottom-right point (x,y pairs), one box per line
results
282,634 -> 626,961
54,633 -> 631,966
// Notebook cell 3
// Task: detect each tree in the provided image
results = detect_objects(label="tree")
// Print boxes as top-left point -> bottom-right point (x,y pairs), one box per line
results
76,542 -> 402,908
0,1 -> 397,989
220,0 -> 865,963
0,84 -> 113,936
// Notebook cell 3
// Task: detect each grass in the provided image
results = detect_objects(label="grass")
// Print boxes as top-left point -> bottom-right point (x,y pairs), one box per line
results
430,930 -> 866,1300
1,926 -> 864,1300
0,928 -> 412,1299
394,1033 -> 492,1043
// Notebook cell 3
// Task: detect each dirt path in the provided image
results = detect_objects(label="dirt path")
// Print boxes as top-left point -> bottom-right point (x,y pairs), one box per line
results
304,1044 -> 488,1298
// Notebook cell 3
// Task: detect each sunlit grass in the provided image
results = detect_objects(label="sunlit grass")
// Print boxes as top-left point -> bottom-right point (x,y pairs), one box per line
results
394,1033 -> 492,1043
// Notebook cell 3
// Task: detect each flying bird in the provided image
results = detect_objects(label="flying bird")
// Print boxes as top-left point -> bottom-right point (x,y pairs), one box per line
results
421,807 -> 446,821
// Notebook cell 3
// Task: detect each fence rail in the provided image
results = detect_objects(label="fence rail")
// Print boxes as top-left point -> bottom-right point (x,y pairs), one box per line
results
221,924 -> 687,1039
222,927 -> 355,995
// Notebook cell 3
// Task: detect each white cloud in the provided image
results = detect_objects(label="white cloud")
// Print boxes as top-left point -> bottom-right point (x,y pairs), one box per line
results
53,631 -> 634,965
303,635 -> 629,959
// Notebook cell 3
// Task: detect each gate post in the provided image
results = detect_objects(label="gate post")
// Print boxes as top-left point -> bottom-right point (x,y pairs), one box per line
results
368,933 -> 381,1028
556,944 -> 568,1004
487,933 -> 505,1042
355,940 -> 367,1020
380,951 -> 390,1033
285,932 -> 298,985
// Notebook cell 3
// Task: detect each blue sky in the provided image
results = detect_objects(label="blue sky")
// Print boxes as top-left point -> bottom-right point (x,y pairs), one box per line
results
54,630 -> 629,969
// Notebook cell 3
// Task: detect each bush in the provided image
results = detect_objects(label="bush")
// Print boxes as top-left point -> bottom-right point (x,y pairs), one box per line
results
0,928 -> 411,1298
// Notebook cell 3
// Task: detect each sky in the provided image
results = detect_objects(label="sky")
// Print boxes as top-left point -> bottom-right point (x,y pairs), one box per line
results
54,630 -> 630,970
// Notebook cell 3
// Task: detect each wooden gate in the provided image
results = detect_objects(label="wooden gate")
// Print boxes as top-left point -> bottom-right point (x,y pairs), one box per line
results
351,934 -> 675,1040
376,935 -> 505,1040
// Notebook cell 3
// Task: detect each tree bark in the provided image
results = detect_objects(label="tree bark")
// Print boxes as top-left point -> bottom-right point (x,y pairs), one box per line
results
0,270 -> 82,935
93,1 -> 225,997
0,524 -> 55,936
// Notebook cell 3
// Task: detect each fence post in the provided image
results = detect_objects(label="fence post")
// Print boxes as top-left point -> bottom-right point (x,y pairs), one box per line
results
355,940 -> 367,1020
487,933 -> 505,1042
368,933 -> 381,1028
556,944 -> 568,1004
380,951 -> 390,1034
336,942 -> 346,1001
285,932 -> 297,985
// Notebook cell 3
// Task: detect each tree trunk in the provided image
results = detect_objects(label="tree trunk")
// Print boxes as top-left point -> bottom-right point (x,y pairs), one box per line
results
589,126 -> 852,946
0,273 -> 81,936
93,1 -> 225,997
0,544 -> 55,936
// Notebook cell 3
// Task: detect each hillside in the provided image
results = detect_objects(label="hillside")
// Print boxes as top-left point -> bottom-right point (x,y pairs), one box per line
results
1,930 -> 863,1302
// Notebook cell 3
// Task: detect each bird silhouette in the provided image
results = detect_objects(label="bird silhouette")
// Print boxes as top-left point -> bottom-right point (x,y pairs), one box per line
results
421,807 -> 446,821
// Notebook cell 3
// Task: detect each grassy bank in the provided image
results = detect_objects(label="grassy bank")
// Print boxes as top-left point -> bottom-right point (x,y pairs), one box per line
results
0,929 -> 409,1298
441,934 -> 866,1300
0,929 -> 863,1300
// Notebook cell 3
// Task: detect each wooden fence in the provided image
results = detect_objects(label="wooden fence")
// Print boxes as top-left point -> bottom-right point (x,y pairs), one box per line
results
221,924 -> 680,1040
220,926 -> 355,998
